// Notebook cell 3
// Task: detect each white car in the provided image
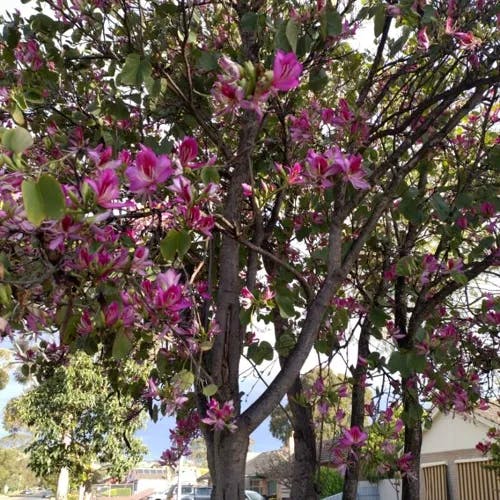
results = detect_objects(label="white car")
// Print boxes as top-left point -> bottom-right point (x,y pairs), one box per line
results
245,491 -> 266,500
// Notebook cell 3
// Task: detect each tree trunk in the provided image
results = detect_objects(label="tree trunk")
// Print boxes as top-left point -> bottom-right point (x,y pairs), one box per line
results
342,323 -> 370,500
209,429 -> 249,500
288,377 -> 319,500
401,375 -> 422,500
56,466 -> 69,500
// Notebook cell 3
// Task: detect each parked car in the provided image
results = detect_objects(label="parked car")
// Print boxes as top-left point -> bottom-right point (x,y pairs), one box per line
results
245,491 -> 266,500
179,486 -> 212,500
163,485 -> 265,500
147,490 -> 170,500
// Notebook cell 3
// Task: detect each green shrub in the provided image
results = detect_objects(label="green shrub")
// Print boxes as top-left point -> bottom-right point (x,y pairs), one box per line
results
318,466 -> 343,497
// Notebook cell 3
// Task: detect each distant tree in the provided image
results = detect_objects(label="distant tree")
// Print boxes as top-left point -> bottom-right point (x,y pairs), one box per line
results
0,448 -> 40,493
318,467 -> 343,498
14,352 -> 146,499
0,348 -> 11,390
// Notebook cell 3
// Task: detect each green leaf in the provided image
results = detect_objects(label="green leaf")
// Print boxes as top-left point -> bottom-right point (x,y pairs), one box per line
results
21,175 -> 66,227
275,333 -> 296,357
407,352 -> 427,373
241,12 -> 258,32
197,51 -> 219,71
275,292 -> 295,319
247,341 -> 274,365
37,175 -> 66,220
259,341 -> 274,361
308,68 -> 328,93
451,272 -> 468,285
374,3 -> 386,38
487,145 -> 500,169
369,307 -> 389,328
200,166 -> 220,184
112,331 -> 132,359
389,27 -> 411,56
285,19 -> 298,53
421,5 -> 437,24
118,53 -> 152,86
2,126 -> 33,153
202,384 -> 218,397
160,229 -> 191,262
102,100 -> 130,120
431,193 -> 450,221
275,21 -> 292,51
21,180 -> 44,226
325,7 -> 342,36
174,369 -> 195,391
396,255 -> 417,277
399,195 -> 425,224
387,351 -> 406,374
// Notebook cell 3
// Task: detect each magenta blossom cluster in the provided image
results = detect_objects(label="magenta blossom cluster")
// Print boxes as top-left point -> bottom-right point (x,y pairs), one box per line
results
212,51 -> 302,118
302,147 -> 370,190
201,398 -> 237,432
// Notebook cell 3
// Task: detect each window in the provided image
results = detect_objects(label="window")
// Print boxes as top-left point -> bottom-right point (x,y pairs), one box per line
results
267,480 -> 277,495
249,478 -> 263,494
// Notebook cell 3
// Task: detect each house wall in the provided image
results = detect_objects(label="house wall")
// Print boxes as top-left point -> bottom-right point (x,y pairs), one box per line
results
421,413 -> 489,454
420,449 -> 487,500
133,479 -> 170,494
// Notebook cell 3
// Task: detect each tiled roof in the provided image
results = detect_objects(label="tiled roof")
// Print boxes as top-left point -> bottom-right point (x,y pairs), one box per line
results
245,449 -> 290,477
475,402 -> 500,426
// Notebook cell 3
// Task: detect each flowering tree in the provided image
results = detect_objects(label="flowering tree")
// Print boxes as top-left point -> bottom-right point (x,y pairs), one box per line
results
0,1 -> 498,499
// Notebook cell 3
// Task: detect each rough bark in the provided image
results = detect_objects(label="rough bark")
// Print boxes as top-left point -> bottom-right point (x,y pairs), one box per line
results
342,323 -> 371,500
288,377 -> 319,500
402,376 -> 422,500
270,305 -> 319,499
210,429 -> 249,500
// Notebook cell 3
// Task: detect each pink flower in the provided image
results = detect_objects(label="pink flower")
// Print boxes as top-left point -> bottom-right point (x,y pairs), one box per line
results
126,145 -> 173,194
104,301 -> 120,326
305,150 -> 336,188
335,409 -> 346,422
397,452 -> 413,473
143,378 -> 160,399
312,377 -> 325,396
480,201 -> 495,217
201,399 -> 237,432
384,264 -> 397,281
85,168 -> 130,209
241,183 -> 252,197
387,5 -> 402,16
330,99 -> 355,128
454,32 -> 481,50
240,287 -> 255,309
177,137 -> 199,168
272,51 -> 302,91
283,162 -> 304,185
476,441 -> 491,454
331,149 -> 370,190
456,215 -> 468,229
339,426 -> 368,447
417,27 -> 430,51
169,176 -> 193,205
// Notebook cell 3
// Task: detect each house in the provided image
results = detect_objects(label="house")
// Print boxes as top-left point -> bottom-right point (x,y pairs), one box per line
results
126,461 -> 174,494
420,404 -> 500,500
244,449 -> 291,500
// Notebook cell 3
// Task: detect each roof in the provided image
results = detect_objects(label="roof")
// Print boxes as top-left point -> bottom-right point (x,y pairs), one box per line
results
474,402 -> 500,426
245,449 -> 290,477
